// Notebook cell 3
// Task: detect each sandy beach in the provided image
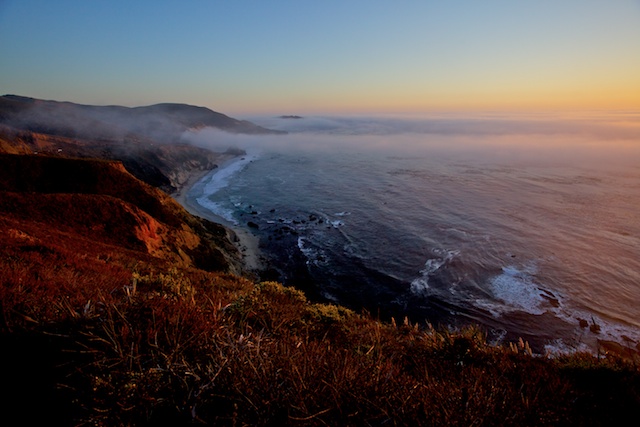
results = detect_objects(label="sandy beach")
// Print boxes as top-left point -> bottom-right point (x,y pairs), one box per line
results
171,157 -> 266,275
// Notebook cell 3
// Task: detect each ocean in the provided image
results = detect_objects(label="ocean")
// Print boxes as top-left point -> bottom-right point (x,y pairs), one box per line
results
186,113 -> 640,354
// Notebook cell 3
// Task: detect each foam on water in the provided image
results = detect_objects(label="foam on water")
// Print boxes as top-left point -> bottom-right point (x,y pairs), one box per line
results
297,237 -> 314,265
543,338 -> 592,357
552,306 -> 640,352
195,196 -> 238,225
473,264 -> 561,317
297,237 -> 327,266
193,152 -> 260,224
410,249 -> 460,295
204,153 -> 258,194
477,265 -> 640,355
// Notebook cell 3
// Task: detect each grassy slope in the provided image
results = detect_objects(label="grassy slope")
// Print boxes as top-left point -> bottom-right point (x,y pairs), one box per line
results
0,156 -> 639,425
0,154 -> 243,273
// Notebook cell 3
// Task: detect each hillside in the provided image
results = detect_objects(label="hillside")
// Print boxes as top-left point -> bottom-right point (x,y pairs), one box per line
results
0,95 -> 282,192
0,95 -> 279,140
0,154 -> 244,274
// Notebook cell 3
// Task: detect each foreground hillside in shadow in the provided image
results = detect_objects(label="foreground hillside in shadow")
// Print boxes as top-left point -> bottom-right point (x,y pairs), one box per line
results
0,99 -> 639,425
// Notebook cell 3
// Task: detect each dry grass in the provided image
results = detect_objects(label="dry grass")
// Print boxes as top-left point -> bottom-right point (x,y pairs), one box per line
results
2,232 -> 639,426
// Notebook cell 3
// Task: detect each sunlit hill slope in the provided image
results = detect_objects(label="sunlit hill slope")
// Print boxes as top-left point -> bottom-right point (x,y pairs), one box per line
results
0,154 -> 244,272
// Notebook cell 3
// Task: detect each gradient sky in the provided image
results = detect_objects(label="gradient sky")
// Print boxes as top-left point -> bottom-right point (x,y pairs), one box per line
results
1,1 -> 639,115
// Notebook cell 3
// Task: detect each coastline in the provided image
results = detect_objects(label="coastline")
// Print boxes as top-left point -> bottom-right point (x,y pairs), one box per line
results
171,155 -> 266,275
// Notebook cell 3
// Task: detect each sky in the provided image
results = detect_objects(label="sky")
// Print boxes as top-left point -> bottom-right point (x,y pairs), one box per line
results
1,1 -> 639,115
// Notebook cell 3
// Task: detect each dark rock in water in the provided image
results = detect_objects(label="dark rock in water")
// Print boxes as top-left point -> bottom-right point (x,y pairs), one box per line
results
247,221 -> 259,229
279,115 -> 303,119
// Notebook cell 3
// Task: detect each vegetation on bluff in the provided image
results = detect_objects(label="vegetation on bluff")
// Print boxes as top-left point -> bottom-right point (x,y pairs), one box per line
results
2,242 -> 639,425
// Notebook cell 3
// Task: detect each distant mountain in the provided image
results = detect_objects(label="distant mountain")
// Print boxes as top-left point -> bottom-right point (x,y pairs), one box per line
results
0,95 -> 282,141
0,95 -> 283,192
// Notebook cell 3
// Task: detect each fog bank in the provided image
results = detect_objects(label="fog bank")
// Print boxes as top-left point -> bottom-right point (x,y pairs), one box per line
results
182,113 -> 640,169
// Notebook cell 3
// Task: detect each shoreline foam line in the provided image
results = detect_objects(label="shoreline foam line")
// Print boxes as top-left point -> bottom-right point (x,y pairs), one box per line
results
172,152 -> 265,274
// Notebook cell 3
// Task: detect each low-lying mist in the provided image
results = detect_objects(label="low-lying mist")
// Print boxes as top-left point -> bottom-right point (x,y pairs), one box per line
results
182,113 -> 640,169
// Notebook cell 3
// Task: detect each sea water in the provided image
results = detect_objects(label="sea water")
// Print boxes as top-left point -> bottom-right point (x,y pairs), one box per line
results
189,113 -> 640,353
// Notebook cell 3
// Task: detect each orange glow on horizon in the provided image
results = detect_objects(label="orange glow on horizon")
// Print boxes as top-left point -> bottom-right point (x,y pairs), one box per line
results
231,93 -> 640,117
225,75 -> 640,116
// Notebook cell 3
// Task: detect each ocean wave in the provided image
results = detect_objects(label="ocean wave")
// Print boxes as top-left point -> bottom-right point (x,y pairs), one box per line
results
195,196 -> 238,225
201,152 -> 260,196
297,237 -> 328,267
473,264 -> 561,317
543,338 -> 593,357
553,307 -> 640,353
410,249 -> 460,295
192,152 -> 261,224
